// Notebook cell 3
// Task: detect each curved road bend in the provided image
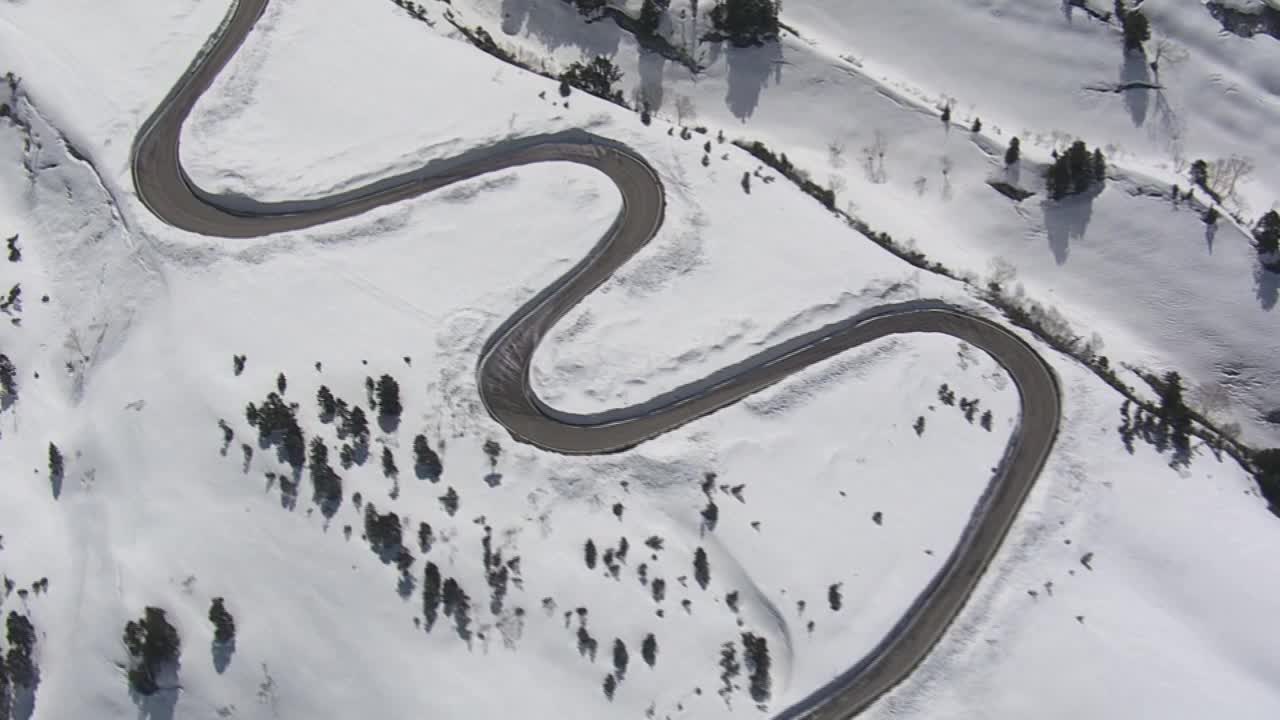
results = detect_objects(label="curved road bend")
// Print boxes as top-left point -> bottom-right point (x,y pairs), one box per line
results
131,0 -> 1062,717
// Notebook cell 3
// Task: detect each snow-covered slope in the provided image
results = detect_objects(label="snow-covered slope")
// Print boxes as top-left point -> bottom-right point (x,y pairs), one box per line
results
0,1 -> 1276,719
433,0 -> 1280,448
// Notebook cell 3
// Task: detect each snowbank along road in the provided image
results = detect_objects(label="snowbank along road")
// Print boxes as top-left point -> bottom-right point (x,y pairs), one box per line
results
130,0 -> 1062,716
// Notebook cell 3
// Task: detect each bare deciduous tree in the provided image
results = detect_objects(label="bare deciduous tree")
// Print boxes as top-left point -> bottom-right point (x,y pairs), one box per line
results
1209,155 -> 1254,206
1148,36 -> 1188,81
674,94 -> 697,125
827,140 -> 846,168
860,131 -> 888,184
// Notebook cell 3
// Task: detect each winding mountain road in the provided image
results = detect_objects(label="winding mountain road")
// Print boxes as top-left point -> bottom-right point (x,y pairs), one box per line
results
130,0 -> 1061,717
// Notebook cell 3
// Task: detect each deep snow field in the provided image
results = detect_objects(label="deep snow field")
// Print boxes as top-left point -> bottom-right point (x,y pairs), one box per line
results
0,1 -> 1277,719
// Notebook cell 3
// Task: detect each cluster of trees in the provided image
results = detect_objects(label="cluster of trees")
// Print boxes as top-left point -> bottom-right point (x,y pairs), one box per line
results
741,632 -> 772,703
363,503 -> 405,555
481,526 -> 515,615
389,0 -> 428,22
422,563 -> 473,641
1117,373 -> 1194,461
1045,141 -> 1107,200
709,0 -> 781,47
123,607 -> 181,695
559,57 -> 624,103
2,611 -> 37,714
246,392 -> 306,468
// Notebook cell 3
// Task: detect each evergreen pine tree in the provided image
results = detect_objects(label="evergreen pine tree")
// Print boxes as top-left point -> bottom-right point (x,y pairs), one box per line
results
641,633 -> 658,667
1092,148 -> 1107,183
1254,210 -> 1280,255
208,598 -> 236,645
693,547 -> 711,589
1190,159 -> 1209,190
48,442 -> 64,483
639,0 -> 663,35
346,406 -> 369,442
422,561 -> 442,629
382,446 -> 398,479
316,385 -> 337,420
1004,137 -> 1020,166
413,434 -> 443,480
1122,9 -> 1150,52
376,375 -> 402,420
612,639 -> 629,676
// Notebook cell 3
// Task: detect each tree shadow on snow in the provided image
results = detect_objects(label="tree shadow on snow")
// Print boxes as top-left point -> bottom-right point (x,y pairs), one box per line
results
397,572 -> 417,600
1256,263 -> 1279,310
725,42 -> 782,121
1042,190 -> 1098,265
1120,50 -> 1152,127
130,664 -> 180,720
12,674 -> 39,720
211,639 -> 235,675
637,50 -> 667,112
500,0 -> 621,58
377,413 -> 400,435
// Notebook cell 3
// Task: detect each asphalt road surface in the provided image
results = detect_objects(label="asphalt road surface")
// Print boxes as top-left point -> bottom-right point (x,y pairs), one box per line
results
131,0 -> 1062,716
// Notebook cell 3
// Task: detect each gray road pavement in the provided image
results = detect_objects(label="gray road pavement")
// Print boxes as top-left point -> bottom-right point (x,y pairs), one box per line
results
130,0 -> 1062,716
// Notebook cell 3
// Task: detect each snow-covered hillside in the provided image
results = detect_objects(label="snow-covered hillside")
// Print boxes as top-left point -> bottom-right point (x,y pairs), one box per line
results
0,1 -> 1277,719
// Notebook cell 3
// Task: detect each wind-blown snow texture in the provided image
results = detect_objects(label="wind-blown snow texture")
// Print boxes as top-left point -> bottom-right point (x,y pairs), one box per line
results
0,1 -> 1276,719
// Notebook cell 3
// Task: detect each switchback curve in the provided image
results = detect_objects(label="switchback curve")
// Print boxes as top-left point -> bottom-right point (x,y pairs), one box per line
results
130,0 -> 1062,717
